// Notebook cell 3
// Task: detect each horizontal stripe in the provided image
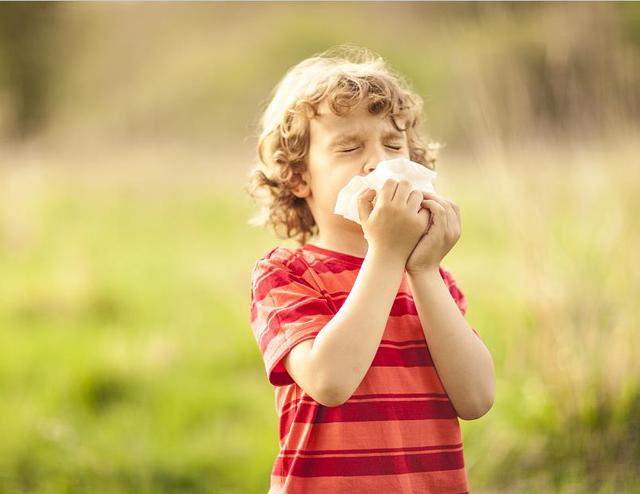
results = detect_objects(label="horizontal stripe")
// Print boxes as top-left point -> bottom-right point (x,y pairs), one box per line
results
280,442 -> 463,457
380,338 -> 430,346
280,397 -> 457,440
273,448 -> 465,477
284,395 -> 456,424
352,364 -> 447,394
270,468 -> 469,493
372,345 -> 433,367
280,392 -> 448,415
281,417 -> 463,453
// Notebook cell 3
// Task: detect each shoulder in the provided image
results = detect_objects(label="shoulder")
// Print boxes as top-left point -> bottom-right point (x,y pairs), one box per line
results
251,245 -> 312,285
260,245 -> 290,259
250,246 -> 325,308
253,245 -> 301,271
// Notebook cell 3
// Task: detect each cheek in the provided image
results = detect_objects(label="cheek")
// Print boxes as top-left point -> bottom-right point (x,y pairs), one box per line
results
307,154 -> 358,202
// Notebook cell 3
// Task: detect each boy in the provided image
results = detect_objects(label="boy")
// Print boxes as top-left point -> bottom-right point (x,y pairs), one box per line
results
247,45 -> 495,493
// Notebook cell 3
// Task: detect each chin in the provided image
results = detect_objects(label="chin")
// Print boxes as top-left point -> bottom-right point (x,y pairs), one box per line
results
335,215 -> 360,227
345,219 -> 366,234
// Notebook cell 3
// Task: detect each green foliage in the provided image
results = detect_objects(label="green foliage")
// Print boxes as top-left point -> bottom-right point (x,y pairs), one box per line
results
1,140 -> 639,492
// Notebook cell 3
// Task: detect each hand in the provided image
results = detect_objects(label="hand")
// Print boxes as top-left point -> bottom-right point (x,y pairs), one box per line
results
405,191 -> 461,275
357,178 -> 429,264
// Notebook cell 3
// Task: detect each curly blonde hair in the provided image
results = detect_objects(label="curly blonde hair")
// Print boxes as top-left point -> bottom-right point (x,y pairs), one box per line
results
244,43 -> 442,245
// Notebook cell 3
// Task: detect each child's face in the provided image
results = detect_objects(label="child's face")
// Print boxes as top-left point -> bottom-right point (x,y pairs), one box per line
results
295,98 -> 411,237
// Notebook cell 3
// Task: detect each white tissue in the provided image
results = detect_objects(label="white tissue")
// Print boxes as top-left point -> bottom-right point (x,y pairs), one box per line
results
334,157 -> 438,224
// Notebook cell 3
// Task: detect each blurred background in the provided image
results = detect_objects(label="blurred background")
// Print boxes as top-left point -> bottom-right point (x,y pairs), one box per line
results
0,2 -> 639,493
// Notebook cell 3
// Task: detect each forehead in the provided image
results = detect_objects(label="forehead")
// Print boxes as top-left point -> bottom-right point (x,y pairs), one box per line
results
310,99 -> 404,145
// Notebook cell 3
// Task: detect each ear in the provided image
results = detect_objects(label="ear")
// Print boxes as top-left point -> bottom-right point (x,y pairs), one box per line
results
291,170 -> 311,198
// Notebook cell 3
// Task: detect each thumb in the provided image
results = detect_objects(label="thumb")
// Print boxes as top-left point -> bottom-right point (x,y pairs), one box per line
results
357,188 -> 376,223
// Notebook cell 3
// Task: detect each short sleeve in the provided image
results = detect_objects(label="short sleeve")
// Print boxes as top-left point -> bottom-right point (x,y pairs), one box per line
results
249,256 -> 334,386
439,266 -> 481,338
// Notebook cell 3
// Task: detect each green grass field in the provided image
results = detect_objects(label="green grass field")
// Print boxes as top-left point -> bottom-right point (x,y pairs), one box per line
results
1,137 -> 639,493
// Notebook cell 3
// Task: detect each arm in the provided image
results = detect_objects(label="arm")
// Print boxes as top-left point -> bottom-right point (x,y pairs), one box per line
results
284,247 -> 406,407
407,269 -> 495,420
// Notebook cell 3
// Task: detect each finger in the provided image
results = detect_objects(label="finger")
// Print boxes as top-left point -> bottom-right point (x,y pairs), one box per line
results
422,192 -> 458,229
421,199 -> 448,229
421,198 -> 447,216
378,178 -> 399,204
443,200 -> 459,234
392,179 -> 412,204
451,201 -> 461,229
421,191 -> 450,210
357,188 -> 376,222
407,189 -> 423,212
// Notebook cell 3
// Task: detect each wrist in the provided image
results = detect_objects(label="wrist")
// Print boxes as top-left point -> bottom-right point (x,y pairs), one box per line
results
366,245 -> 407,271
406,266 -> 441,279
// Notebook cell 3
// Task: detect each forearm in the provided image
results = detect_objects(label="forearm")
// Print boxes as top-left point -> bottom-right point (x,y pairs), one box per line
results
310,248 -> 406,404
407,269 -> 495,420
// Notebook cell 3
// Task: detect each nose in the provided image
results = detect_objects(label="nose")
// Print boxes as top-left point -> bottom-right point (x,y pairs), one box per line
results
363,142 -> 392,174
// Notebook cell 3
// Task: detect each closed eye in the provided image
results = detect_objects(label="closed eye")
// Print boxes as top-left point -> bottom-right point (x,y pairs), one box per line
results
340,145 -> 402,153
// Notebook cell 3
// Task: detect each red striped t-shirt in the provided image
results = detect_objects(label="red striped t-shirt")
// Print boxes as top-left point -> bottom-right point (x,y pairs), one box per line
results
249,242 -> 480,493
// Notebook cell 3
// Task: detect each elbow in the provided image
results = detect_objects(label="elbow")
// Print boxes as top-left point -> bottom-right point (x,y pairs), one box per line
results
459,358 -> 496,420
457,398 -> 494,420
314,380 -> 350,407
312,369 -> 352,407
315,386 -> 349,407
457,382 -> 496,420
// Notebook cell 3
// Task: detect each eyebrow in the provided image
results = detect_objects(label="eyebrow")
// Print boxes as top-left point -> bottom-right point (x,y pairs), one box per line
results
328,130 -> 405,148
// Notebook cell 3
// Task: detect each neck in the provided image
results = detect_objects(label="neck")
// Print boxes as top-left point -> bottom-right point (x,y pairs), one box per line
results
312,229 -> 369,259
